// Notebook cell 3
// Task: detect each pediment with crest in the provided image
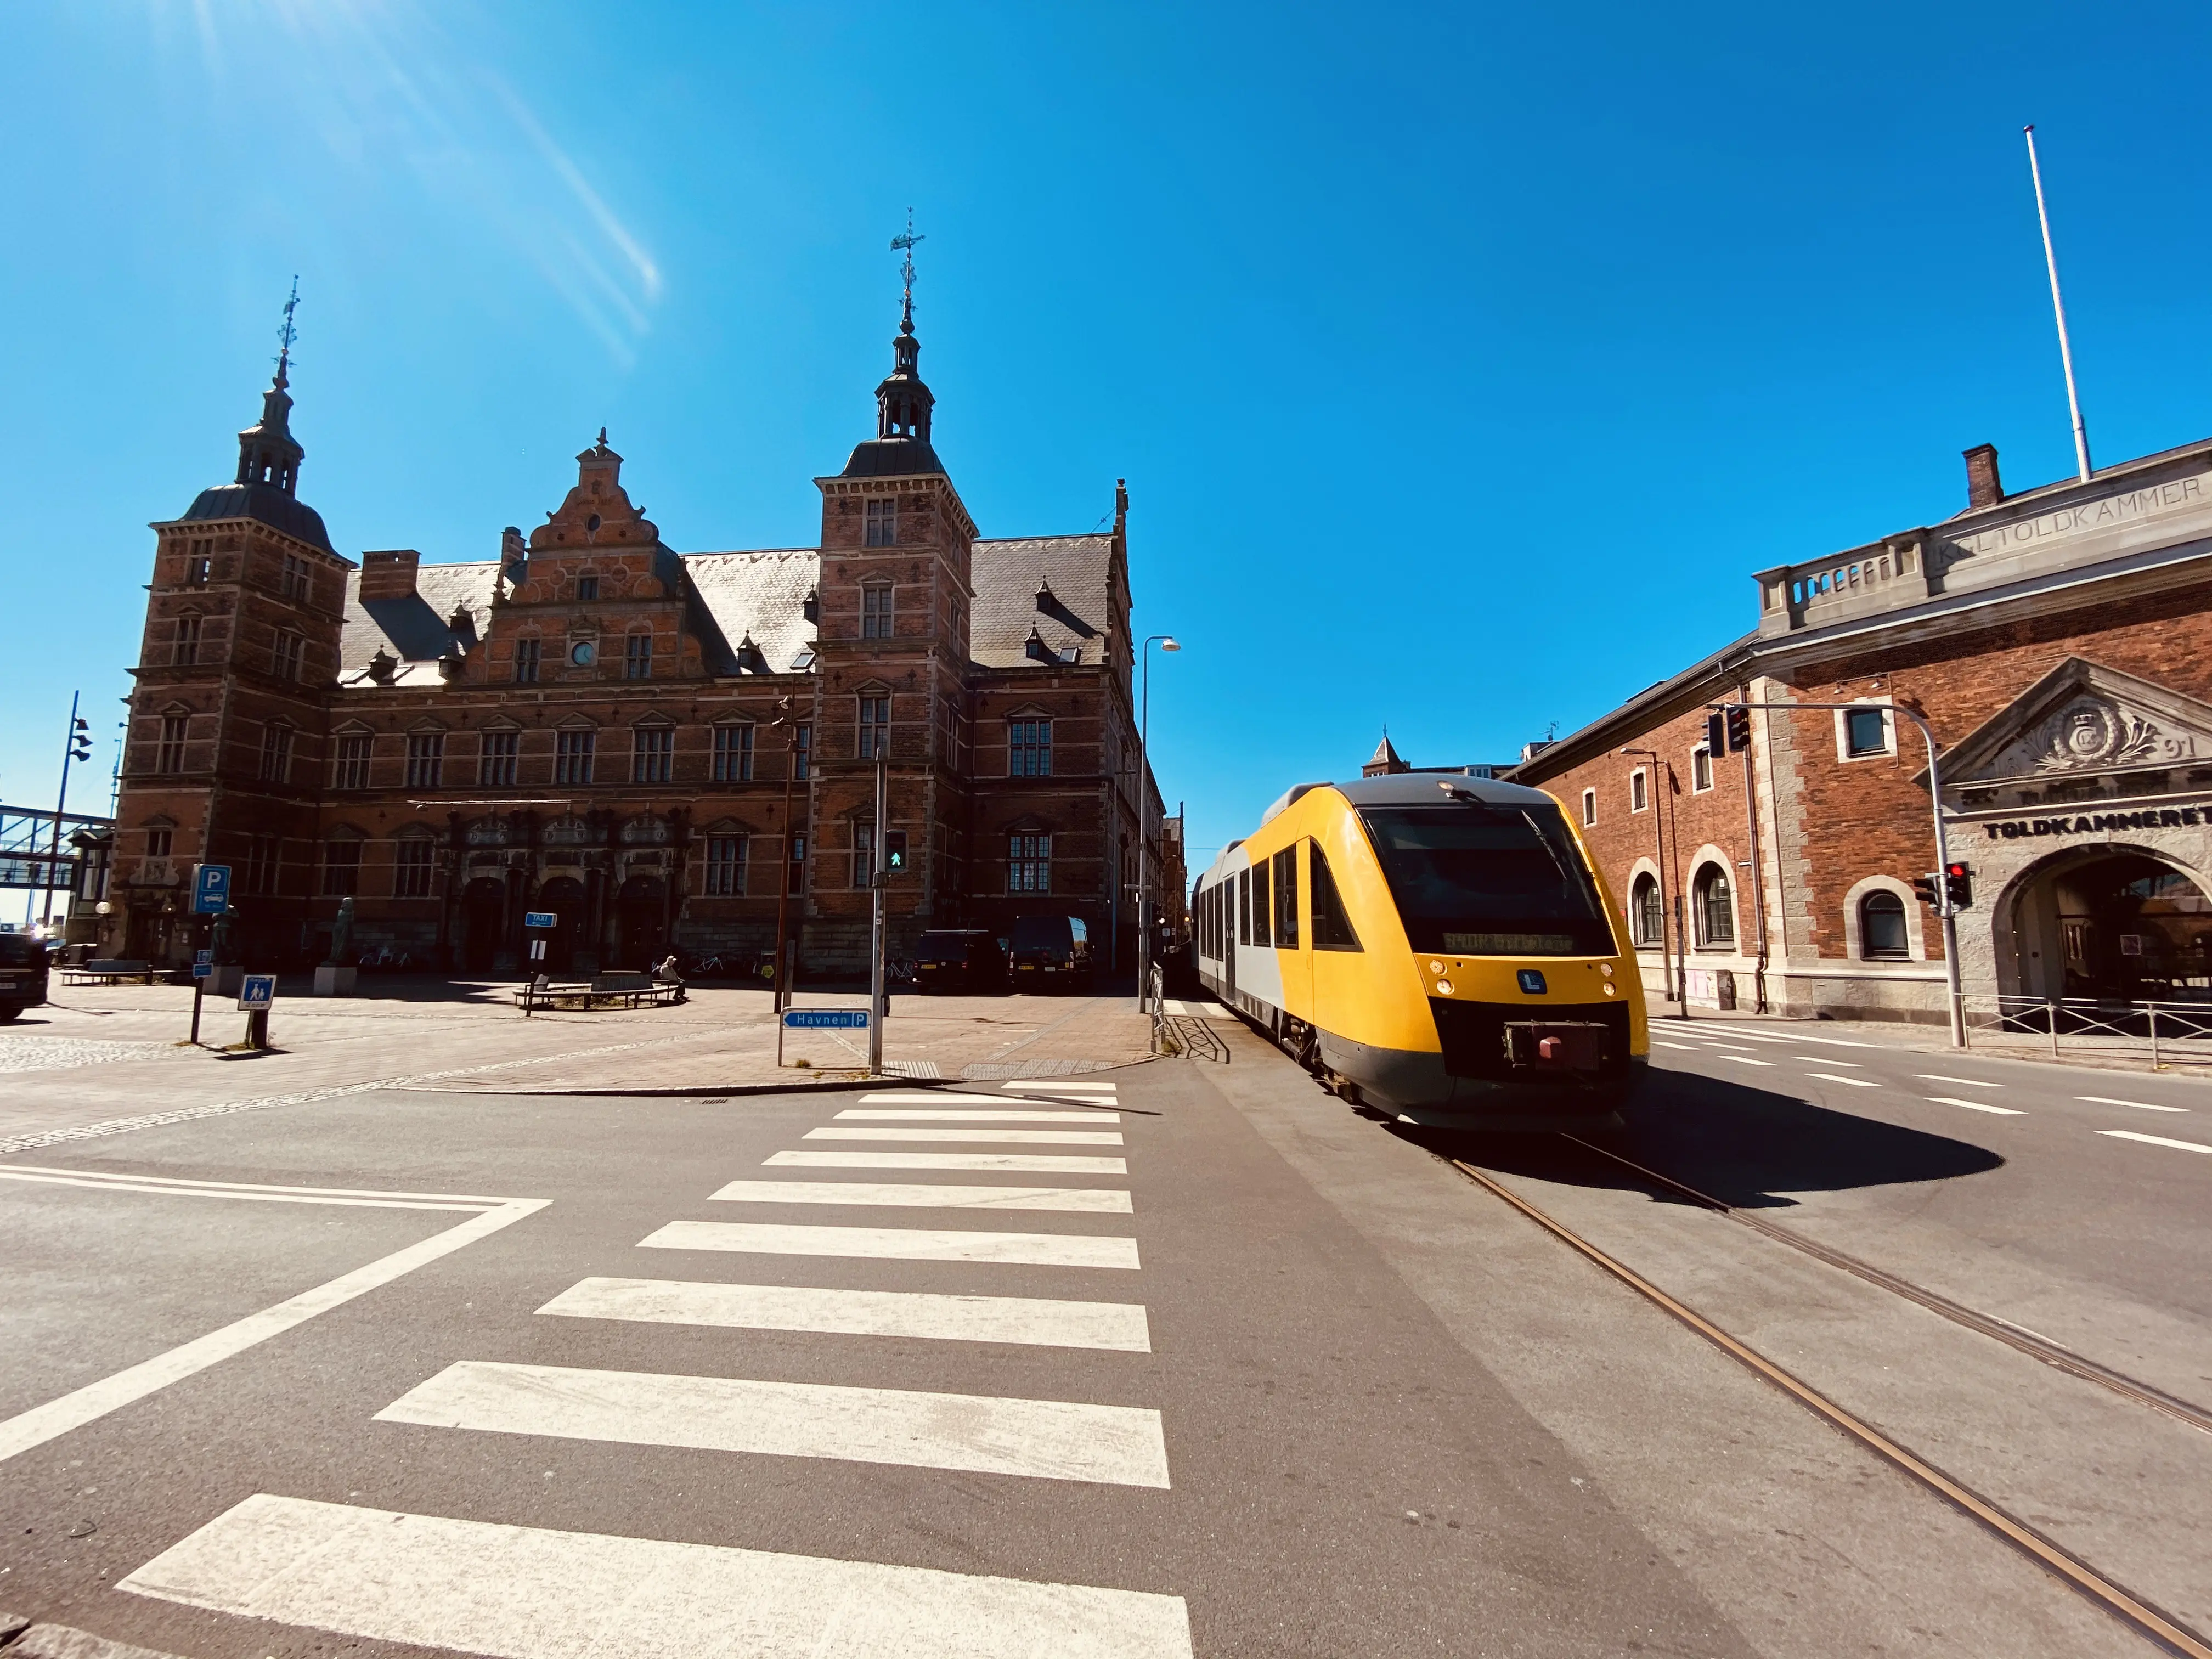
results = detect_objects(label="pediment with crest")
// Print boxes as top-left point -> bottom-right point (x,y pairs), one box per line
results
1932,657 -> 2212,794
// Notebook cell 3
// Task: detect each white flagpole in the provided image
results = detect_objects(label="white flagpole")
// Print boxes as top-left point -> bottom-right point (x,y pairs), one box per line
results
2024,125 -> 2092,483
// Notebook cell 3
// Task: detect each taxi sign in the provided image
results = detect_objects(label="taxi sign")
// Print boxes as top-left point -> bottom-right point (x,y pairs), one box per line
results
524,911 -> 557,929
781,1008 -> 870,1030
238,974 -> 276,1011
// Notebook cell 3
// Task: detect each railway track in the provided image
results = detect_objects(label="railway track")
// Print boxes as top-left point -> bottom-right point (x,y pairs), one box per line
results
1442,1148 -> 2212,1659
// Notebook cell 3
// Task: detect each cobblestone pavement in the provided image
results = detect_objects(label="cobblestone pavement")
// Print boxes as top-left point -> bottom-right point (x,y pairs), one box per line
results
0,982 -> 1156,1153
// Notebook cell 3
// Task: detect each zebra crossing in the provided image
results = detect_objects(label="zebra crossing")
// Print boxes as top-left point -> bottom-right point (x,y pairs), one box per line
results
116,1073 -> 1193,1657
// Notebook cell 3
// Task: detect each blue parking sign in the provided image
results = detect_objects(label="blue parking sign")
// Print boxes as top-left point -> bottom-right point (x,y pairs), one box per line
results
238,974 -> 276,1011
194,864 -> 232,915
781,1008 -> 870,1030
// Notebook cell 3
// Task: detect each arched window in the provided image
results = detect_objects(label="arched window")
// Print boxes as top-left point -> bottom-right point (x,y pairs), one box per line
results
1630,873 -> 1664,947
1693,864 -> 1734,947
1860,890 -> 1909,960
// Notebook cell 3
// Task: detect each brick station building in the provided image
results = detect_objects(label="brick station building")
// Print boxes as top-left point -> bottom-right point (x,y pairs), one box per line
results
109,300 -> 1168,978
1513,434 -> 2212,1024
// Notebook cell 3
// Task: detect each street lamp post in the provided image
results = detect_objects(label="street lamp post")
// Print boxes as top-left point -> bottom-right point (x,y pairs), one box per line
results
1712,699 -> 1966,1047
769,697 -> 802,1014
43,692 -> 92,933
1136,636 -> 1180,1013
1617,746 -> 1678,1010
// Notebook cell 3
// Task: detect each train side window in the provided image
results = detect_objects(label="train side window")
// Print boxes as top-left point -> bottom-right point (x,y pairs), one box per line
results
1308,843 -> 1362,951
1272,847 -> 1300,947
1251,860 -> 1272,947
1238,869 -> 1251,946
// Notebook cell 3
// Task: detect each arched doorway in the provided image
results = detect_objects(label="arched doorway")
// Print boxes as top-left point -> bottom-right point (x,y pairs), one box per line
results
459,878 -> 506,975
616,874 -> 666,969
534,877 -> 587,975
2008,849 -> 2212,1003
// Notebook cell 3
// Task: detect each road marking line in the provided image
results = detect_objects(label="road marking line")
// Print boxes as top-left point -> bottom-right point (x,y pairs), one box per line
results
710,1180 -> 1133,1214
1926,1096 -> 2025,1116
0,1166 -> 517,1204
0,1167 -> 486,1212
1720,1054 -> 1774,1066
855,1092 -> 1114,1108
2096,1128 -> 2212,1154
1795,1057 -> 1861,1066
1805,1071 -> 1881,1087
838,1108 -> 1121,1122
803,1127 -> 1125,1146
1915,1075 -> 2001,1088
538,1276 -> 1153,1352
1708,1026 -> 1881,1048
765,1150 -> 1128,1175
640,1219 -> 1141,1269
2080,1096 -> 2190,1114
377,1361 -> 1172,1487
120,1494 -> 1195,1657
1653,1041 -> 1700,1051
995,1080 -> 1118,1094
0,1197 -> 546,1466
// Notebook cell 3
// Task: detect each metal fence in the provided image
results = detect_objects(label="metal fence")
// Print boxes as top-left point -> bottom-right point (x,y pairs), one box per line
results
1965,995 -> 2212,1068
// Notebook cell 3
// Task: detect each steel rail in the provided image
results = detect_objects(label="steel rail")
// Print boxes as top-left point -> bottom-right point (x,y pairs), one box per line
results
1559,1134 -> 2212,1437
1443,1153 -> 2212,1659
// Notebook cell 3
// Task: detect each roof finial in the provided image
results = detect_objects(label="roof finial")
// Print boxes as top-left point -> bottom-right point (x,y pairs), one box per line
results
890,208 -> 924,336
273,275 -> 300,389
599,426 -> 608,447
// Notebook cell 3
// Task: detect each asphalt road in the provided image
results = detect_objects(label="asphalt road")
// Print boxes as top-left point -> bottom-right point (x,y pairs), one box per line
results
0,1013 -> 2203,1657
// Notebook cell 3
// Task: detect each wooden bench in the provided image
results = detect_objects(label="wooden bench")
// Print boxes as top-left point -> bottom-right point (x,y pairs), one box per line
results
515,973 -> 684,1012
61,959 -> 159,986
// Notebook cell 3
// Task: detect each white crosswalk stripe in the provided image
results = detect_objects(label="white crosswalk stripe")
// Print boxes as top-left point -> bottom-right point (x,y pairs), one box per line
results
121,1495 -> 1195,1657
804,1126 -> 1125,1146
538,1276 -> 1153,1351
766,1149 -> 1128,1173
857,1092 -> 1118,1108
640,1218 -> 1142,1268
711,1179 -> 1135,1212
377,1359 -> 1172,1487
995,1079 -> 1118,1094
839,1108 -> 1122,1121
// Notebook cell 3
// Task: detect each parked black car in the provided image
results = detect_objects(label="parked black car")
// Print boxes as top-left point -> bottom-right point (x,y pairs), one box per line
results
0,932 -> 52,1022
913,929 -> 1007,993
1009,915 -> 1094,992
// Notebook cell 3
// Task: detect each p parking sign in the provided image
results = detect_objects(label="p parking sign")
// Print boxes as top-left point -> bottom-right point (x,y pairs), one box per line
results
238,974 -> 276,1011
193,864 -> 232,915
781,1008 -> 870,1030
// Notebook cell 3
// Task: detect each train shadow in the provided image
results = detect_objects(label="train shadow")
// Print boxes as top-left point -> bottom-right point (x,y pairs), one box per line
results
1391,1068 -> 2005,1210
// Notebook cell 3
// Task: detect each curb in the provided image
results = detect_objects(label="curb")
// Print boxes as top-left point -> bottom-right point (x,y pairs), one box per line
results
411,1057 -> 1160,1099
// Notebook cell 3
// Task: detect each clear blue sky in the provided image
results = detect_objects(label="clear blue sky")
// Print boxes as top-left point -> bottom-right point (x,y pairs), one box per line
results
7,1 -> 2210,873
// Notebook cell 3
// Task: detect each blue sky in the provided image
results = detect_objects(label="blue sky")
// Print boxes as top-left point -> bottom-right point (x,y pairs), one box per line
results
6,1 -> 2211,873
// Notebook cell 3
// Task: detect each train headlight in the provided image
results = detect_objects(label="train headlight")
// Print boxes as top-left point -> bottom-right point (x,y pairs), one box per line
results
1602,983 -> 1618,996
1435,979 -> 1454,996
1598,963 -> 1613,978
1429,960 -> 1444,975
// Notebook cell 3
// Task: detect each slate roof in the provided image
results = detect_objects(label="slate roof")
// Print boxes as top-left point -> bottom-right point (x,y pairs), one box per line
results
178,482 -> 335,553
336,532 -> 1116,685
970,534 -> 1116,669
839,436 -> 947,479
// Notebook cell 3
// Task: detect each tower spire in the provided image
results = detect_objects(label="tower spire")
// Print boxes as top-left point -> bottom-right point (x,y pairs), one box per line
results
273,274 -> 300,390
891,208 -> 924,337
235,279 -> 306,496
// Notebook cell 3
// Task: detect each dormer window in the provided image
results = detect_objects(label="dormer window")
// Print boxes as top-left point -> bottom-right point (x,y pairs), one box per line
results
865,499 -> 896,547
577,575 -> 600,600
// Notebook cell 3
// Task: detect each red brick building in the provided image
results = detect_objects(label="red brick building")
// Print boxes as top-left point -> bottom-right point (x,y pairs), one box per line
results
109,302 -> 1166,978
1514,435 -> 2212,1024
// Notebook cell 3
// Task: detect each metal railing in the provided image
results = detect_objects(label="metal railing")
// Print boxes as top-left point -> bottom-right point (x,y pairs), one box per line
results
1966,995 -> 2212,1069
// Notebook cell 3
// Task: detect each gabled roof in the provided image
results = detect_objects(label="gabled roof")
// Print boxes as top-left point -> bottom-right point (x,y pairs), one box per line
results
972,534 -> 1116,670
175,482 -> 335,554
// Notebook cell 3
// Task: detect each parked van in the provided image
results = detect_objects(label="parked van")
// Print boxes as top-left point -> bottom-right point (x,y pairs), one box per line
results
1009,915 -> 1093,991
913,929 -> 1008,994
0,932 -> 51,1022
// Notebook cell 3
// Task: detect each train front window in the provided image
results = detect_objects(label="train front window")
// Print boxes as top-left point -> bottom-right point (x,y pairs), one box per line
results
1358,804 -> 1616,956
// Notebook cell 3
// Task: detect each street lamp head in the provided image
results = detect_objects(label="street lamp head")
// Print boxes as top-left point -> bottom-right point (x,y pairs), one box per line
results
1159,637 -> 1181,652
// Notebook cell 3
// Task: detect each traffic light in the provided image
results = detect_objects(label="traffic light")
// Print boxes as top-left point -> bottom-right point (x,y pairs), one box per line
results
68,716 -> 91,763
1912,872 -> 1940,909
1704,710 -> 1727,755
1944,861 -> 1973,910
884,831 -> 908,873
1724,704 -> 1752,753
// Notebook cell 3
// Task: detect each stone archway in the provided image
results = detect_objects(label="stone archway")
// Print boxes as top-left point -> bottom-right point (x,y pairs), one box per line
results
2005,846 -> 2212,1003
459,878 -> 506,975
616,874 -> 667,969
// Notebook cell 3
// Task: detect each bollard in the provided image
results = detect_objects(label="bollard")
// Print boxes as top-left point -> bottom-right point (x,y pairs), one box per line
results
2047,999 -> 2061,1060
2149,1002 -> 2161,1070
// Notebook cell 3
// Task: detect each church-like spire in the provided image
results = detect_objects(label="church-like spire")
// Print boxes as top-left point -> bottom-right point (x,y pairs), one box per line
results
235,279 -> 306,497
877,213 -> 933,443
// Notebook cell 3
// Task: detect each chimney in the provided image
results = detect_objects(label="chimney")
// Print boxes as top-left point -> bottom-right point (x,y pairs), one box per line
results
359,548 -> 421,601
1963,444 -> 2004,510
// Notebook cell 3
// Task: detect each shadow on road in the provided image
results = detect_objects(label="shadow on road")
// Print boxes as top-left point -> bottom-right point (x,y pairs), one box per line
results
1395,1068 -> 2005,1210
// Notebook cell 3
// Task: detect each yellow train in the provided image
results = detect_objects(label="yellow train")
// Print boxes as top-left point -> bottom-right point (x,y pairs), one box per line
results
1193,772 -> 1648,1128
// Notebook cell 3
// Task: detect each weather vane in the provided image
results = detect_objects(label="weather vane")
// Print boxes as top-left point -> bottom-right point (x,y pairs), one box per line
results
274,275 -> 301,383
890,210 -> 923,330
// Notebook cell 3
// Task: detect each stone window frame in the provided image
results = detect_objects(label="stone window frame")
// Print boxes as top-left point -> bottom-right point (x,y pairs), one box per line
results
712,722 -> 757,783
393,828 -> 440,900
624,631 -> 653,680
172,612 -> 204,667
1842,873 -> 1925,962
1689,850 -> 1736,950
554,723 -> 598,786
703,830 -> 748,897
1690,743 -> 1714,794
155,707 -> 190,775
1008,830 -> 1052,895
280,554 -> 312,603
273,629 -> 307,682
1835,698 -> 1897,763
864,498 -> 897,548
332,725 -> 374,791
1008,715 -> 1053,778
1626,856 -> 1666,950
513,634 -> 543,684
479,725 -> 521,789
1629,767 -> 1649,814
258,719 -> 295,785
1580,787 -> 1596,828
322,826 -> 367,898
860,582 -> 894,640
631,720 -> 676,785
404,727 -> 447,791
856,687 -> 891,761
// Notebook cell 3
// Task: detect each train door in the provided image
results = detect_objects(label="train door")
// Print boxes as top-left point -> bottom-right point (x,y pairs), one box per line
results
1223,871 -> 1239,1007
1276,844 -> 1312,1031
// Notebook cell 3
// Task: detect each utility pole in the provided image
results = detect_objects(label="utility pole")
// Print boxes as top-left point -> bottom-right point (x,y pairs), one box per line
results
2024,125 -> 2093,483
1136,636 -> 1180,1011
868,741 -> 888,1074
770,697 -> 802,1013
42,692 -> 91,932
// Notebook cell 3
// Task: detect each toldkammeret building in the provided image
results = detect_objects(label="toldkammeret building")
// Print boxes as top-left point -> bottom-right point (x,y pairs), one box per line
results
1512,436 -> 2212,1024
108,296 -> 1169,978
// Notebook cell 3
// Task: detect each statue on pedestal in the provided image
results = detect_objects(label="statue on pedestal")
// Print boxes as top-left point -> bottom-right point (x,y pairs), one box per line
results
326,896 -> 356,967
